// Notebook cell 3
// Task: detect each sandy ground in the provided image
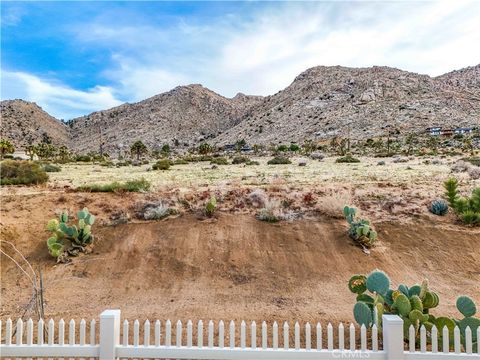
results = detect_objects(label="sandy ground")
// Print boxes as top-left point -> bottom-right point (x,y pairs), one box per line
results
1,190 -> 479,326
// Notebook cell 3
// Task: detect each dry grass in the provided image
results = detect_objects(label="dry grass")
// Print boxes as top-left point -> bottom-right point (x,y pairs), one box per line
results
316,188 -> 353,218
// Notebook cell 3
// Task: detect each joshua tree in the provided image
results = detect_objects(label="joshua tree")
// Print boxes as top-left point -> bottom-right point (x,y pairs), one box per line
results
130,140 -> 148,160
25,144 -> 37,160
35,143 -> 56,160
198,142 -> 213,155
161,144 -> 171,157
0,139 -> 15,159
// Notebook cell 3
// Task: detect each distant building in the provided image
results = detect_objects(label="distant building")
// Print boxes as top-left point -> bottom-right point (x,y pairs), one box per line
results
454,127 -> 473,135
12,151 -> 38,160
426,127 -> 442,136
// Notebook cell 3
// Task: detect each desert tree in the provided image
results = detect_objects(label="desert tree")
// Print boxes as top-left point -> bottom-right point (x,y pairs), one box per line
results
161,144 -> 171,157
0,138 -> 15,159
35,143 -> 57,160
25,144 -> 37,160
198,142 -> 213,155
130,140 -> 148,160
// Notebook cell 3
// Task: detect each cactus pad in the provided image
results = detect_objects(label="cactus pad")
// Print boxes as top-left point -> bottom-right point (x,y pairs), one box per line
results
348,275 -> 367,294
354,302 -> 373,327
366,270 -> 390,295
457,296 -> 477,317
394,294 -> 412,316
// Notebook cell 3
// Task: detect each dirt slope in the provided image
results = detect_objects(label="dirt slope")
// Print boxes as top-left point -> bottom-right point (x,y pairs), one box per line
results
1,193 -> 478,324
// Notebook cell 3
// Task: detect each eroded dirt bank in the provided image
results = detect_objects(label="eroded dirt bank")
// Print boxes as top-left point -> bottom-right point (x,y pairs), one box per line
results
1,192 -> 478,324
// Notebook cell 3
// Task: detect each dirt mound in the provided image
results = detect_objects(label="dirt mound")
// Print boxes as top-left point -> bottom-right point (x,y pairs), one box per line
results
1,197 -> 478,323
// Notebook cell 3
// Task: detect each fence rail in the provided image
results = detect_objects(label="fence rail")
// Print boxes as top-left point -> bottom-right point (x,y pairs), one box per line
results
1,310 -> 479,359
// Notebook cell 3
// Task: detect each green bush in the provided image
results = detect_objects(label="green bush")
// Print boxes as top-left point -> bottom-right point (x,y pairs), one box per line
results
267,156 -> 291,165
75,154 -> 92,162
336,155 -> 360,163
231,156 -> 250,164
246,160 -> 260,166
152,159 -> 171,170
0,160 -> 48,185
77,178 -> 151,193
210,157 -> 229,165
43,163 -> 61,172
444,178 -> 480,225
463,156 -> 480,167
173,158 -> 189,165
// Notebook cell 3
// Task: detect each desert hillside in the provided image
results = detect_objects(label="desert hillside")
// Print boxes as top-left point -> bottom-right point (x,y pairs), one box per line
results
1,65 -> 479,154
0,100 -> 70,147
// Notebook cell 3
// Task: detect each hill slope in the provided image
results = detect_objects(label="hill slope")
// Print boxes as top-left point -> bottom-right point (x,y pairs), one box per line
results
214,65 -> 480,145
0,100 -> 69,148
68,85 -> 262,154
1,65 -> 479,153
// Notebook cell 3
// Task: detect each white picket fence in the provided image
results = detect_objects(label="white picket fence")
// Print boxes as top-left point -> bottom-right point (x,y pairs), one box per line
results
1,310 -> 479,359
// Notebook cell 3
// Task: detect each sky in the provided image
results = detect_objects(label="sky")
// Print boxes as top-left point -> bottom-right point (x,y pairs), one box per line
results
1,1 -> 480,120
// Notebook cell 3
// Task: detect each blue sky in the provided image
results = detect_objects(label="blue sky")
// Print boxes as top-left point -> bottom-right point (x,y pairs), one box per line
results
2,1 -> 480,120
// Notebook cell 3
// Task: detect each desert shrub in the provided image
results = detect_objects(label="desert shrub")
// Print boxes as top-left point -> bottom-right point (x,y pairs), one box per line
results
348,270 -> 479,348
276,144 -> 288,152
210,157 -> 229,165
289,144 -> 300,152
310,152 -> 325,160
246,160 -> 260,165
343,206 -> 377,248
75,154 -> 92,162
336,155 -> 360,163
77,178 -> 151,193
152,159 -> 171,170
46,208 -> 95,262
256,199 -> 282,222
231,156 -> 249,164
142,202 -> 177,220
429,199 -> 448,216
116,160 -> 132,167
248,189 -> 267,208
204,196 -> 217,217
317,189 -> 352,218
463,156 -> 480,167
0,160 -> 48,185
451,160 -> 470,173
42,163 -> 61,172
100,161 -> 114,167
173,158 -> 189,165
468,167 -> 480,180
444,178 -> 480,225
267,156 -> 291,165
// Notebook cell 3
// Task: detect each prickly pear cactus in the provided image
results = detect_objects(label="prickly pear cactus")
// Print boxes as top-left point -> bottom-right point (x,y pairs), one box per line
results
456,296 -> 479,352
45,208 -> 96,262
343,206 -> 378,248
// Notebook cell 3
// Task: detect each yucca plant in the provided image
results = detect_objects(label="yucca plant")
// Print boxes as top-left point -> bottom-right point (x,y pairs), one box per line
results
444,178 -> 480,225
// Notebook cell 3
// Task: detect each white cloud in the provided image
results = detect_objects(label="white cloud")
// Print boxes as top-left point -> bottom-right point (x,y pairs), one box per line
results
3,1 -> 480,118
1,71 -> 122,119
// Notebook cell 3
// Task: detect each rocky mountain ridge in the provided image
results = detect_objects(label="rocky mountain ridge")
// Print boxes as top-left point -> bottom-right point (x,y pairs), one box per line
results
1,64 -> 478,154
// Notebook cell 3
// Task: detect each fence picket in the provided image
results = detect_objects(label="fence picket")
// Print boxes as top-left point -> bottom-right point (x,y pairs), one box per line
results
272,322 -> 278,349
165,320 -> 171,347
431,325 -> 438,353
218,320 -> 224,348
26,319 -> 33,345
443,325 -> 449,353
123,320 -> 129,346
208,320 -> 213,348
477,326 -> 480,355
229,321 -> 235,349
90,319 -> 96,346
360,324 -> 366,351
133,320 -> 139,347
5,318 -> 12,345
16,319 -> 23,345
59,319 -> 65,345
465,326 -> 472,354
69,319 -> 75,345
187,320 -> 192,347
409,324 -> 415,352
38,319 -> 44,345
176,320 -> 182,347
349,323 -> 355,351
454,326 -> 460,353
283,322 -> 289,350
327,323 -> 333,351
196,320 -> 202,348
250,321 -> 256,349
144,320 -> 150,346
372,324 -> 378,351
261,321 -> 267,349
316,323 -> 322,350
48,319 -> 54,360
240,321 -> 246,348
420,325 -> 426,352
80,319 -> 86,345
305,322 -> 311,350
154,320 -> 160,347
338,323 -> 344,350
294,322 -> 300,350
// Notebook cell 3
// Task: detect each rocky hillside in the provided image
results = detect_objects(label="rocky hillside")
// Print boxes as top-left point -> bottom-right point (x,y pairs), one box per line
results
1,65 -> 478,154
214,65 -> 480,145
67,84 -> 262,154
0,100 -> 69,148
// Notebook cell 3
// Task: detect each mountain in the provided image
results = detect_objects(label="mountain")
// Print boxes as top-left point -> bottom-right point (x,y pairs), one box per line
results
67,84 -> 262,154
0,100 -> 69,148
214,65 -> 480,145
1,65 -> 479,154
